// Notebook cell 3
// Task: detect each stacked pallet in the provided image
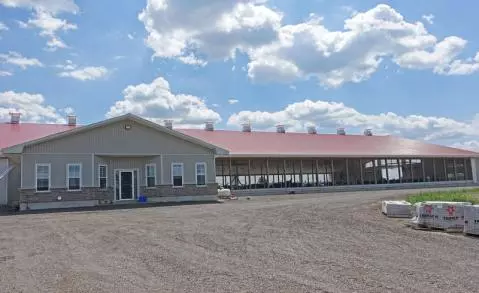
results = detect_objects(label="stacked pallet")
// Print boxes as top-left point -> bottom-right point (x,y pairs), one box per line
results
381,200 -> 412,218
411,201 -> 472,231
464,205 -> 479,235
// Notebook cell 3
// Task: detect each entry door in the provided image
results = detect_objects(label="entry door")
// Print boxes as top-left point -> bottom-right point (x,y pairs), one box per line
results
120,171 -> 134,200
115,170 -> 136,201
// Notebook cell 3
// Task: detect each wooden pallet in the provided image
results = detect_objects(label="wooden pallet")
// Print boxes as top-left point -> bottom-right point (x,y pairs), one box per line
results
408,222 -> 463,233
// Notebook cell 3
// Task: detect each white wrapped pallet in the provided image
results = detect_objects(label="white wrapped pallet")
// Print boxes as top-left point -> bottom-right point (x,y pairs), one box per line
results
381,200 -> 412,218
411,201 -> 472,231
464,205 -> 479,235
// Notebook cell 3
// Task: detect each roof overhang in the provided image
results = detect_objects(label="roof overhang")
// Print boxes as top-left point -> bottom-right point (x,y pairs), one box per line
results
216,153 -> 479,159
1,114 -> 229,155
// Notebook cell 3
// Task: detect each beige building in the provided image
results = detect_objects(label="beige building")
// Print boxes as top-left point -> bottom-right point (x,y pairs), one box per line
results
0,114 -> 227,210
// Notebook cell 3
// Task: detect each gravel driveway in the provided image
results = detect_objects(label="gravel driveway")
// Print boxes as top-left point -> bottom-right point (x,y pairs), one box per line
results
1,188 -> 478,293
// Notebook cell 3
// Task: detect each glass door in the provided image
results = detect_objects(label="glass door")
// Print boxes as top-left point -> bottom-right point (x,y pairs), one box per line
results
115,169 -> 137,201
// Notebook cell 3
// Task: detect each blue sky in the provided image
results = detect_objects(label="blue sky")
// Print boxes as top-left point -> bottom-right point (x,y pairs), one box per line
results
1,0 -> 479,151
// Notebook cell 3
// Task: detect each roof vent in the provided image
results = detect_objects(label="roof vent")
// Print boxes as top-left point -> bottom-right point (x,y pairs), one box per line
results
364,129 -> 373,136
276,124 -> 286,134
9,112 -> 20,124
164,119 -> 173,130
307,125 -> 317,134
67,115 -> 76,126
337,127 -> 346,135
242,122 -> 252,132
205,121 -> 214,131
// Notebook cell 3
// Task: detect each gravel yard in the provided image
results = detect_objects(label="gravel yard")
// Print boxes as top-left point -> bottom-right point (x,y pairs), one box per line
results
1,188 -> 479,293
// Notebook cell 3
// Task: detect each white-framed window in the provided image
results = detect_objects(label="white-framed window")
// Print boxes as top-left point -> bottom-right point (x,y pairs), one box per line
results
67,163 -> 82,191
171,163 -> 184,187
35,163 -> 50,192
196,162 -> 207,186
99,164 -> 108,189
145,164 -> 157,188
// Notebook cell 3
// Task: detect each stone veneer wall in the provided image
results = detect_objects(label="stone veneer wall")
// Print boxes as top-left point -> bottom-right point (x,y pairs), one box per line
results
19,187 -> 113,204
141,184 -> 217,198
19,184 -> 218,204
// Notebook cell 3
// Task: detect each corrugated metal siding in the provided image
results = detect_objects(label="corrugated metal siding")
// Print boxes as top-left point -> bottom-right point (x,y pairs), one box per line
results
22,154 -> 93,188
24,119 -> 214,155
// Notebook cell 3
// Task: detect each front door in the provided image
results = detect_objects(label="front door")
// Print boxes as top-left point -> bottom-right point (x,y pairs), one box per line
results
115,170 -> 137,201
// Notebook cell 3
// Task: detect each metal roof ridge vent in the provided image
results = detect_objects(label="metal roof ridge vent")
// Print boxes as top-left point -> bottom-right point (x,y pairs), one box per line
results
307,125 -> 317,134
337,127 -> 346,135
205,121 -> 214,131
364,128 -> 373,136
67,115 -> 77,126
276,124 -> 286,134
242,122 -> 252,132
164,119 -> 173,130
9,112 -> 20,124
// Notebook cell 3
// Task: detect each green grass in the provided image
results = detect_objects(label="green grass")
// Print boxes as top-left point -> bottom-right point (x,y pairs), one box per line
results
406,188 -> 479,205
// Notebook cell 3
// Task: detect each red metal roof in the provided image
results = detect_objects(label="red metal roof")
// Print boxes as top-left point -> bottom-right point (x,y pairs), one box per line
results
0,122 -> 477,158
0,123 -> 76,150
178,129 -> 479,158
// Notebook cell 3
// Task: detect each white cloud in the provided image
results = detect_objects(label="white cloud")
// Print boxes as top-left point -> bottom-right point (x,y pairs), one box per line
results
177,54 -> 207,66
0,71 -> 12,76
18,9 -> 77,51
227,99 -> 477,142
248,5 -> 479,87
451,141 -> 479,152
0,90 -> 73,123
0,0 -> 79,14
58,66 -> 109,81
422,14 -> 434,25
127,33 -> 134,40
138,2 -> 479,87
0,22 -> 8,31
113,55 -> 125,60
228,99 -> 239,105
106,76 -> 221,127
139,0 -> 282,63
54,59 -> 76,70
0,51 -> 43,69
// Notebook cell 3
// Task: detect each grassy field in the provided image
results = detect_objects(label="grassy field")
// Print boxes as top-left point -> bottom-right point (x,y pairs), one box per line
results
407,188 -> 479,204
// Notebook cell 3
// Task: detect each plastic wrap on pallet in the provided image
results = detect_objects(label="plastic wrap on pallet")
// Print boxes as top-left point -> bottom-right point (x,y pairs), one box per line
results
464,205 -> 479,235
381,200 -> 412,218
411,201 -> 472,230
218,188 -> 232,199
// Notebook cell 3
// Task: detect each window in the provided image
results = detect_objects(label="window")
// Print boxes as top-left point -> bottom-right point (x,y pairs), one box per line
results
67,164 -> 82,191
36,164 -> 50,192
146,164 -> 156,187
172,163 -> 183,187
99,165 -> 107,189
196,162 -> 207,186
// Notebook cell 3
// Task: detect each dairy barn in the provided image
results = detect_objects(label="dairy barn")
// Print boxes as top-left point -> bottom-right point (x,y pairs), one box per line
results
1,113 -> 479,210
179,123 -> 479,196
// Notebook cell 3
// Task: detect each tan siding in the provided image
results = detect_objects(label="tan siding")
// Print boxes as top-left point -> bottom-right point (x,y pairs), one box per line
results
24,119 -> 214,155
162,154 -> 215,185
22,154 -> 92,188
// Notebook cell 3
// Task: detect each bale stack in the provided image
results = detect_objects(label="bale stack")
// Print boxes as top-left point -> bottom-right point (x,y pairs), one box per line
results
464,205 -> 479,235
381,200 -> 412,218
411,201 -> 472,231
